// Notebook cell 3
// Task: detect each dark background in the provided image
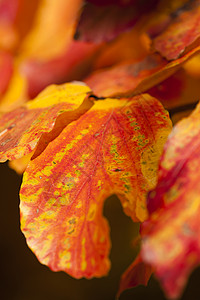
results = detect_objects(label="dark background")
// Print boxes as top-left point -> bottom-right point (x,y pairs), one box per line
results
0,162 -> 200,300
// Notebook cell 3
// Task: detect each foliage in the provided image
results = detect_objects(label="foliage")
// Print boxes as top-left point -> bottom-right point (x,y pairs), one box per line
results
1,0 -> 200,299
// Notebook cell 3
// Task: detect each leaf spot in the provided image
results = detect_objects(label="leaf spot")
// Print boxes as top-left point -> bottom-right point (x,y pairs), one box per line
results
111,168 -> 124,172
68,228 -> 75,235
68,217 -> 76,224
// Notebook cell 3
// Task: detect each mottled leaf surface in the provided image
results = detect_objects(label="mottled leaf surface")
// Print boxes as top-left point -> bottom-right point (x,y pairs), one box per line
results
150,0 -> 200,60
20,94 -> 171,278
141,102 -> 200,299
85,47 -> 200,97
0,82 -> 91,161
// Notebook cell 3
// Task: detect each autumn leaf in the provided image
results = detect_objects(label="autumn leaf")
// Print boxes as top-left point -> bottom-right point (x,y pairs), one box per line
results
117,254 -> 153,299
93,28 -> 148,69
85,47 -> 200,98
0,82 -> 92,161
144,0 -> 189,40
74,0 -> 158,43
0,67 -> 28,112
148,69 -> 200,110
20,40 -> 99,99
148,70 -> 186,109
139,101 -> 200,299
9,151 -> 34,174
19,92 -> 171,279
146,0 -> 200,60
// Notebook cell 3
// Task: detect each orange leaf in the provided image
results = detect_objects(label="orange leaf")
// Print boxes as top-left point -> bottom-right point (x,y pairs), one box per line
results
93,28 -> 148,70
85,47 -> 200,98
0,82 -> 92,161
9,151 -> 34,174
183,53 -> 200,78
117,254 -> 153,299
140,102 -> 200,299
19,93 -> 171,278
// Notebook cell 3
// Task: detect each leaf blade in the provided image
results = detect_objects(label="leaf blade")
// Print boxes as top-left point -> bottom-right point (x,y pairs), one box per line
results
20,94 -> 172,278
141,102 -> 200,299
85,47 -> 200,98
0,82 -> 91,161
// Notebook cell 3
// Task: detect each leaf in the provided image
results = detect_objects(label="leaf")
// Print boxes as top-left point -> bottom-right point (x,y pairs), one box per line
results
148,70 -> 186,109
9,151 -> 34,174
148,69 -> 200,110
183,52 -> 200,78
93,28 -> 148,70
148,0 -> 200,60
144,0 -> 190,39
117,254 -> 153,299
20,40 -> 99,99
0,82 -> 92,161
19,93 -> 171,278
140,101 -> 200,299
74,0 -> 158,43
85,47 -> 200,98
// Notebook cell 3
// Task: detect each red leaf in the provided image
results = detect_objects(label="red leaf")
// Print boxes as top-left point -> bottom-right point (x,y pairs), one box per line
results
117,254 -> 153,298
75,0 -> 158,43
148,0 -> 200,60
148,69 -> 200,110
140,101 -> 200,299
